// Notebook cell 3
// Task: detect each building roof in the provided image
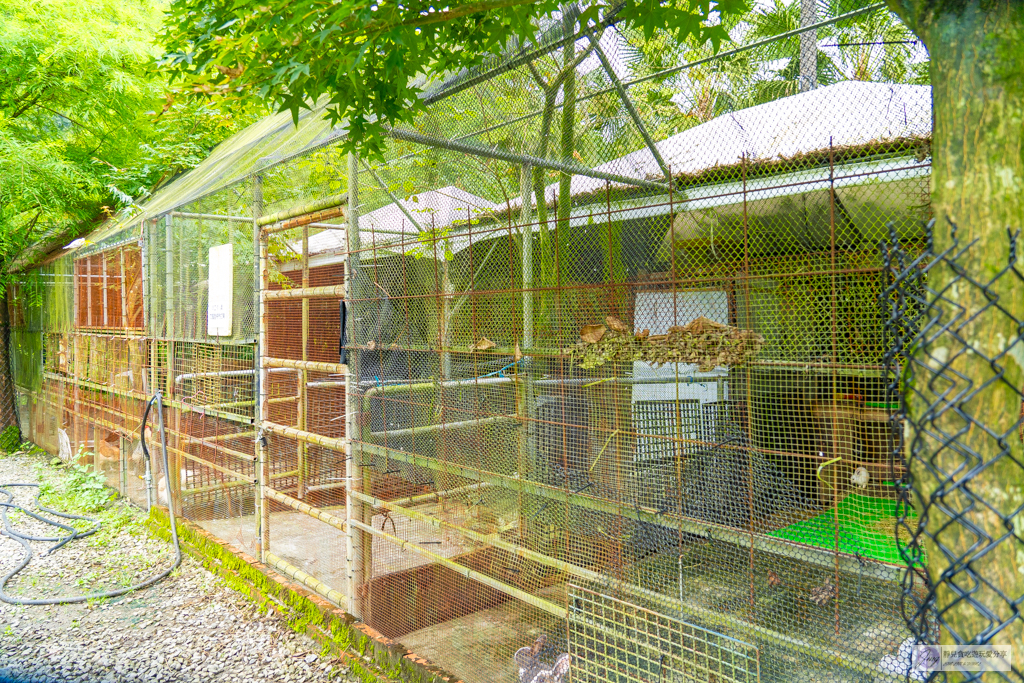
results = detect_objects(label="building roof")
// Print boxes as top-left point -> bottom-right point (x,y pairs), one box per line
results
303,186 -> 501,258
528,80 -> 932,203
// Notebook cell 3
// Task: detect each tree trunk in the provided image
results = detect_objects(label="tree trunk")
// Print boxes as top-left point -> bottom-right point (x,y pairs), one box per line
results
889,0 -> 1024,663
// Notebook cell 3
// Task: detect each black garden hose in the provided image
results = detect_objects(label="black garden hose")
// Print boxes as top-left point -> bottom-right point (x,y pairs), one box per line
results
0,393 -> 181,605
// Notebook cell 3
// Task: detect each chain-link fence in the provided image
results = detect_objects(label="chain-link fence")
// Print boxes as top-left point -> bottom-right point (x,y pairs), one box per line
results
881,220 -> 1024,681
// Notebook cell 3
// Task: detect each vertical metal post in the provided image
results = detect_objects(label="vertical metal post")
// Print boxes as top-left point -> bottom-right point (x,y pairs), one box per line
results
299,224 -> 309,499
345,151 -> 366,619
254,174 -> 269,564
799,0 -> 818,92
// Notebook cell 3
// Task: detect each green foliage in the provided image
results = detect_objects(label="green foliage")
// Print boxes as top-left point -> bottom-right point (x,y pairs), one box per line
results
42,459 -> 117,512
0,425 -> 20,451
0,0 -> 265,281
159,0 -> 751,160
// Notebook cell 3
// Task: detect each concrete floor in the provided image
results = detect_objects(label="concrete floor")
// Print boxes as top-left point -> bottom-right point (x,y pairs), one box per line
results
398,584 -> 567,683
198,502 -> 479,591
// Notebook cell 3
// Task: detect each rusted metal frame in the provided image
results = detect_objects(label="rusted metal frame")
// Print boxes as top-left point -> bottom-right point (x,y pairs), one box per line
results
118,248 -> 128,335
585,32 -> 672,183
741,154 -> 757,614
102,252 -> 110,327
85,256 -> 93,328
347,517 -> 568,619
386,126 -> 670,192
829,141 -> 842,637
355,439 -> 904,581
344,151 -> 366,619
341,263 -> 887,306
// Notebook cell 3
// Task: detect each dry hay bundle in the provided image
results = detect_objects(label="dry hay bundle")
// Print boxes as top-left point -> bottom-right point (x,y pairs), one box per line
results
565,316 -> 764,371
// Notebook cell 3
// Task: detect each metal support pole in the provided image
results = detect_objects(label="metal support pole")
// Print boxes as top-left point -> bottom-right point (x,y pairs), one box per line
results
386,127 -> 670,192
800,0 -> 818,92
586,32 -> 673,183
345,151 -> 367,619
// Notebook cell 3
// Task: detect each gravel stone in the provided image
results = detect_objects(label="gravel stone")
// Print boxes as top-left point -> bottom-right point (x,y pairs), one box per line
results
0,451 -> 366,683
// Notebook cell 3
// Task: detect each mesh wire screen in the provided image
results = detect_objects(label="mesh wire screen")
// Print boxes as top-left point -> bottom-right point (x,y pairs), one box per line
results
8,5 -> 938,682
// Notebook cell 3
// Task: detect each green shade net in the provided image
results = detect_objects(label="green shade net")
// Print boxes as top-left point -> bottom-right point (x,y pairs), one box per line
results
767,492 -> 920,566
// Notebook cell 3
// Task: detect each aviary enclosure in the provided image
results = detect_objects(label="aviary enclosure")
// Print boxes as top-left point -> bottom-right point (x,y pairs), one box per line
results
10,3 -> 933,681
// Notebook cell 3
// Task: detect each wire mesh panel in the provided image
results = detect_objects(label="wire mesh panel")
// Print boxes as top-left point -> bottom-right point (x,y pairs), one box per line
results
568,584 -> 760,682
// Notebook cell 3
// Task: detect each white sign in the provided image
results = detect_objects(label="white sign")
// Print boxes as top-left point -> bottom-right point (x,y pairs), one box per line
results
207,243 -> 233,336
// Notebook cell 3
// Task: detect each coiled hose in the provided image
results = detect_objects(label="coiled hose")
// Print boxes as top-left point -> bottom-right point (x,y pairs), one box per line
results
0,393 -> 181,605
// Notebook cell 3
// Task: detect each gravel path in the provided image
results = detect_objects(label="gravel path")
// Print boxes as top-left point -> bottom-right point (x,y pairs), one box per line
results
0,449 -> 366,683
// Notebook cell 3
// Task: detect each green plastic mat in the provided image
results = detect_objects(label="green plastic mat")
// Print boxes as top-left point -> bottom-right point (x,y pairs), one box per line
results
767,493 -> 920,566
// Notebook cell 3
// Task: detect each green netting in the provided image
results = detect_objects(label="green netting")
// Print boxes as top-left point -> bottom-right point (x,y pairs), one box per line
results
767,492 -> 919,566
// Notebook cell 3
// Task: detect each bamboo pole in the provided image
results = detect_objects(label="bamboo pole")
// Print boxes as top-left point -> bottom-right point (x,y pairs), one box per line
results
256,193 -> 349,227
179,433 -> 256,462
263,357 -> 347,374
345,150 -> 367,620
262,284 -> 347,301
262,421 -> 349,454
299,223 -> 309,499
265,485 -> 348,533
265,552 -> 347,606
255,173 -> 269,564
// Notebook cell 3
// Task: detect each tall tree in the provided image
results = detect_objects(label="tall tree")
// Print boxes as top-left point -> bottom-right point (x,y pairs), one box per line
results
884,0 -> 1024,662
0,0 -> 263,279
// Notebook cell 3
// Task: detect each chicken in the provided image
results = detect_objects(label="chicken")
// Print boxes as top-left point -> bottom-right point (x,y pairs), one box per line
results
128,426 -> 155,476
514,635 -> 571,683
155,468 -> 195,508
810,576 -> 838,606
